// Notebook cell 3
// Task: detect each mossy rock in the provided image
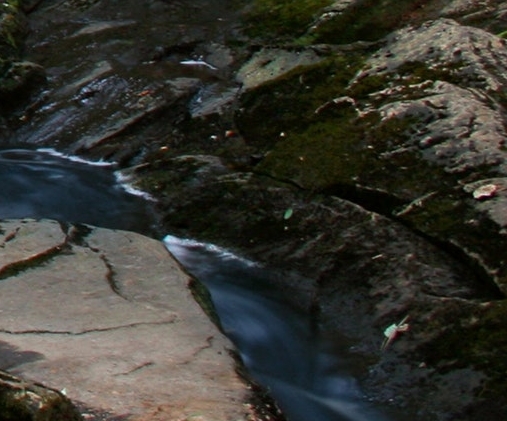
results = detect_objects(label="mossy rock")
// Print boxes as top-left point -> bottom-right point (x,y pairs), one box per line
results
0,1 -> 42,107
0,1 -> 28,60
309,0 -> 453,45
236,54 -> 454,197
0,61 -> 45,99
399,189 -> 507,293
235,53 -> 366,150
242,0 -> 334,42
0,371 -> 82,421
414,300 -> 507,413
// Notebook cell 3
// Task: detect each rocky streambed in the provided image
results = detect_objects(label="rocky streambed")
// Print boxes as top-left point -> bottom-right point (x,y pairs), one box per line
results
1,0 -> 507,420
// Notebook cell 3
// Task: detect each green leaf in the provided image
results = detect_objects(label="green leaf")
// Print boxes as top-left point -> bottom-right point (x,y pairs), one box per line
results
283,208 -> 293,220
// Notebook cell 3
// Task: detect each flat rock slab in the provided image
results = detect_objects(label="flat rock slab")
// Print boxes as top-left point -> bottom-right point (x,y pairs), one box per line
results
0,219 -> 248,420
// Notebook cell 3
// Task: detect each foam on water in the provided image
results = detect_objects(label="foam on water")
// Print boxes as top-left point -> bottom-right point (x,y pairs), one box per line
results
36,147 -> 115,167
114,171 -> 157,201
0,148 -> 158,234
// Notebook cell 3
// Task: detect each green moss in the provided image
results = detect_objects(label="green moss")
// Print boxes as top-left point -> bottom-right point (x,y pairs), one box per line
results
310,0 -> 432,44
243,0 -> 437,44
422,301 -> 507,400
237,54 -> 463,199
236,53 -> 365,149
256,115 -> 370,190
0,1 -> 26,58
255,107 -> 457,202
348,60 -> 471,106
396,60 -> 476,88
243,0 -> 333,41
0,392 -> 32,421
0,371 -> 82,421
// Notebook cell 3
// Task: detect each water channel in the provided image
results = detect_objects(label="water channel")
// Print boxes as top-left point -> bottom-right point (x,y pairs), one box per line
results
0,147 -> 407,421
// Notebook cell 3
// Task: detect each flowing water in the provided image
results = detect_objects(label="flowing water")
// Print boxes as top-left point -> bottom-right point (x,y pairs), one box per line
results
0,1 -> 417,419
0,148 -> 159,235
0,148 -> 406,421
163,235 -> 397,421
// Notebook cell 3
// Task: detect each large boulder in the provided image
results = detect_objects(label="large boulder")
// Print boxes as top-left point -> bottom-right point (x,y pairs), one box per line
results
0,219 -> 250,420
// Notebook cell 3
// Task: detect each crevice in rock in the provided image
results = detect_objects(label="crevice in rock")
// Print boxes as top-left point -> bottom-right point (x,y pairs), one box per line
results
320,183 -> 506,301
0,318 -> 177,336
98,253 -> 126,300
64,222 -> 93,246
179,335 -> 215,365
65,224 -> 129,301
0,244 -> 67,281
0,227 -> 20,247
114,361 -> 155,376
255,171 -> 505,302
320,182 -> 407,216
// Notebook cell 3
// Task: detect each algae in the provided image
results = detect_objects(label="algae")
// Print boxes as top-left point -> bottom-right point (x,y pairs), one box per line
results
243,0 -> 333,42
236,53 -> 365,148
310,0 -> 437,44
0,0 -> 26,59
421,301 -> 507,402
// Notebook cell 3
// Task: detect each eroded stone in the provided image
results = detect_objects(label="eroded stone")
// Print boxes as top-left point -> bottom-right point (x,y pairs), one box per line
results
0,220 -> 248,420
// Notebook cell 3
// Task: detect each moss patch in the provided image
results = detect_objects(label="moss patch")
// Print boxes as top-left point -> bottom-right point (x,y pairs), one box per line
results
243,0 -> 333,42
0,0 -> 26,60
236,54 -> 460,198
421,301 -> 507,402
236,53 -> 366,149
309,0 -> 441,44
256,114 -> 371,189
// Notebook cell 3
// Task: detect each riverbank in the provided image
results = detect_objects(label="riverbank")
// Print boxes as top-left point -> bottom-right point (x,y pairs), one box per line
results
1,0 -> 507,419
131,2 -> 507,419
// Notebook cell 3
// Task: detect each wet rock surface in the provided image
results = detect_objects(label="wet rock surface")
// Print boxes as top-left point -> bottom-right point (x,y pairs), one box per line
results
2,0 -> 507,420
0,219 -> 248,420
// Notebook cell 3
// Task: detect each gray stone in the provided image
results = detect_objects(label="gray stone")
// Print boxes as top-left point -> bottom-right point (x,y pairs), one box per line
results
376,80 -> 507,174
0,219 -> 248,420
353,18 -> 507,91
236,48 -> 325,90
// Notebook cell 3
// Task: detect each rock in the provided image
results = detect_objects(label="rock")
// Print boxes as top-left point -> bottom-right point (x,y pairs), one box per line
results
0,1 -> 28,59
0,219 -> 249,420
69,20 -> 135,38
0,2 -> 43,107
236,48 -> 325,91
0,61 -> 46,99
158,9 -> 507,419
132,150 -> 504,419
346,19 -> 507,293
3,0 -> 507,419
354,18 -> 507,91
308,0 -> 507,44
0,370 -> 81,421
234,17 -> 507,295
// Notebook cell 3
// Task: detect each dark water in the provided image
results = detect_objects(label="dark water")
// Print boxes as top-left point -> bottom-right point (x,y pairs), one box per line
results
164,236 -> 396,421
0,148 -> 398,421
0,148 -> 158,235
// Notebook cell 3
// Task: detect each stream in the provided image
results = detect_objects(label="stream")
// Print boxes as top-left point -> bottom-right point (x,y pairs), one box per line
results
0,147 -> 403,421
163,235 -> 396,421
0,2 -> 417,420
